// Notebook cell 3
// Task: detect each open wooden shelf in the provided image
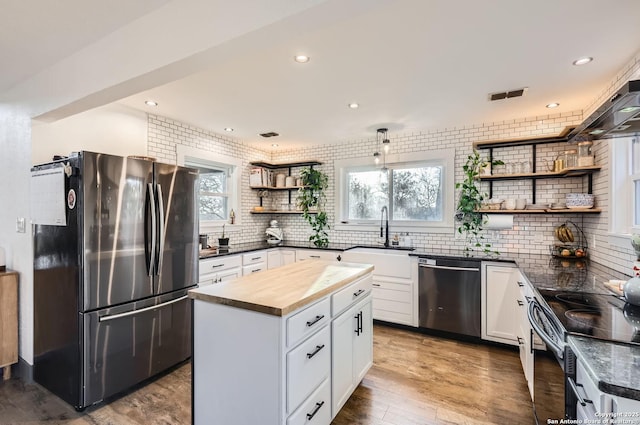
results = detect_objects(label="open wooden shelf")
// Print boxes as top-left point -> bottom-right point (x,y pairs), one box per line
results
249,160 -> 322,169
473,126 -> 575,149
250,210 -> 315,214
477,208 -> 601,214
477,165 -> 601,181
250,185 -> 305,190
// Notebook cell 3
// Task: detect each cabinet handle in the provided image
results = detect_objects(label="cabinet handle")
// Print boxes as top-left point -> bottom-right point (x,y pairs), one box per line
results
251,268 -> 261,273
517,300 -> 524,306
310,255 -> 321,259
517,337 -> 524,345
517,281 -> 525,287
530,329 -> 534,355
372,283 -> 381,287
306,344 -> 325,359
251,257 -> 261,261
353,289 -> 365,298
336,255 -> 342,261
306,401 -> 325,420
567,376 -> 593,407
354,311 -> 363,335
306,315 -> 325,327
211,264 -> 224,269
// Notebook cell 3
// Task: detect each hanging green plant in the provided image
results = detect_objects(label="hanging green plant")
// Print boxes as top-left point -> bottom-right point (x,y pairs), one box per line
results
298,167 -> 330,248
455,150 -> 503,257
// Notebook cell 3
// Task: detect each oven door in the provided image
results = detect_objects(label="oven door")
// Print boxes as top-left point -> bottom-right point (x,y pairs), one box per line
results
528,297 -> 568,423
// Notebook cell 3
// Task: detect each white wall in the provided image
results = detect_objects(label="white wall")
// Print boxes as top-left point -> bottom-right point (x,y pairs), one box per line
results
0,106 -> 34,364
31,103 -> 148,165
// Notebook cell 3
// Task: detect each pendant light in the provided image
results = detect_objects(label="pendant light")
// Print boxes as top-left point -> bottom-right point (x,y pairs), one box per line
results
373,128 -> 390,169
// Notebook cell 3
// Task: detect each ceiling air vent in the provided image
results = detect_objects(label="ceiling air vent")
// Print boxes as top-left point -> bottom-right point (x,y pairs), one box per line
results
489,87 -> 528,101
260,132 -> 279,138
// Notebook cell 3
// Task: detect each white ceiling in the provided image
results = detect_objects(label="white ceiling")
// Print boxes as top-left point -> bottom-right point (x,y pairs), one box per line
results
4,0 -> 640,151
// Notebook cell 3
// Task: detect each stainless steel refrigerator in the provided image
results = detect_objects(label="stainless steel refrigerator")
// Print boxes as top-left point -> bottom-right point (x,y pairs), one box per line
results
32,151 -> 198,410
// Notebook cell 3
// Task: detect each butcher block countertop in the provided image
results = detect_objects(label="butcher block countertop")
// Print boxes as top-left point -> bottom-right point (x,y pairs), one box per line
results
188,260 -> 374,316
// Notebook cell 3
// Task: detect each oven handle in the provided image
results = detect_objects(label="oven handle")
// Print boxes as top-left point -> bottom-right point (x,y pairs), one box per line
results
527,299 -> 565,360
567,376 -> 593,407
418,264 -> 480,272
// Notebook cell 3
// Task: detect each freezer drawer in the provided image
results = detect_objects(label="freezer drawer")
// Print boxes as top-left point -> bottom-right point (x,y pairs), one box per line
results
82,290 -> 192,407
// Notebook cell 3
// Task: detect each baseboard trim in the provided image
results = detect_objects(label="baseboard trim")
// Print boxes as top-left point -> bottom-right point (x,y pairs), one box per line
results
15,357 -> 34,382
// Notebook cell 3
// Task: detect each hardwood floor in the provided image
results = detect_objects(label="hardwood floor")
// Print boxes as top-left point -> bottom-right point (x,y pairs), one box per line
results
0,324 -> 533,424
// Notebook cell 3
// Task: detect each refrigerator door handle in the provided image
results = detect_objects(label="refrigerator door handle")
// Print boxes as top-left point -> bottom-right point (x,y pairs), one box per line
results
146,183 -> 157,276
98,295 -> 188,322
155,183 -> 165,275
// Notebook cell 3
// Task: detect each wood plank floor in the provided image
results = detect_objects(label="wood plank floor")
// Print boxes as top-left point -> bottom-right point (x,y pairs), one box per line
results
0,324 -> 534,424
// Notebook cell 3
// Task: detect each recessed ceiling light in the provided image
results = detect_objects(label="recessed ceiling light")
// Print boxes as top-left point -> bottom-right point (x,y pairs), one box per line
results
546,102 -> 560,109
224,127 -> 234,132
573,57 -> 593,66
294,55 -> 310,63
348,103 -> 359,109
145,100 -> 158,106
271,143 -> 279,147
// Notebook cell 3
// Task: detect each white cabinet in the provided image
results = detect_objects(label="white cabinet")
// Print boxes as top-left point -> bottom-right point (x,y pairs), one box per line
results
199,255 -> 242,286
341,248 -> 416,326
481,262 -> 520,345
192,269 -> 373,425
242,250 -> 267,275
296,249 -> 341,262
282,249 -> 296,265
330,278 -> 373,418
268,249 -> 296,269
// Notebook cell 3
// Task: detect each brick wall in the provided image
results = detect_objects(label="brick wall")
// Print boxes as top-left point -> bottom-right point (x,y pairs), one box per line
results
146,50 -> 640,274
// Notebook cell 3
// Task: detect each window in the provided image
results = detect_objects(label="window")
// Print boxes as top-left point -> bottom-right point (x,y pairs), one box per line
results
610,137 -> 639,238
194,165 -> 229,221
336,149 -> 454,232
177,146 -> 241,231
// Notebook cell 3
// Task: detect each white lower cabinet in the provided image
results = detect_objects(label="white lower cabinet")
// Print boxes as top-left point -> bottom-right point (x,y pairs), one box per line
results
341,248 -> 417,326
331,293 -> 373,418
193,271 -> 373,425
482,262 -> 520,345
199,254 -> 242,286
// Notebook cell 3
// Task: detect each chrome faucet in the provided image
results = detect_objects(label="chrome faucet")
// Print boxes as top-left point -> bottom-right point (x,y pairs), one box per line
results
380,206 -> 389,247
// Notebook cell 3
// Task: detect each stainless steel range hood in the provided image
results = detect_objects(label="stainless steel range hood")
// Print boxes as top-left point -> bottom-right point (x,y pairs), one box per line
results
569,79 -> 640,141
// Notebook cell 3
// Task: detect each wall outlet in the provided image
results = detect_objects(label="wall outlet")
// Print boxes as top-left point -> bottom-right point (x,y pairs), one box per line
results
16,217 -> 26,233
533,233 -> 544,244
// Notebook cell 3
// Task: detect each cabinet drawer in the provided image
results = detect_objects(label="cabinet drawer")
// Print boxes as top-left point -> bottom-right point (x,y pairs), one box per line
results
287,326 -> 330,413
373,298 -> 411,315
372,308 -> 412,325
199,255 -> 241,276
287,298 -> 330,348
332,275 -> 372,317
243,251 -> 267,266
287,378 -> 330,425
297,249 -> 340,262
242,263 -> 266,276
372,286 -> 412,304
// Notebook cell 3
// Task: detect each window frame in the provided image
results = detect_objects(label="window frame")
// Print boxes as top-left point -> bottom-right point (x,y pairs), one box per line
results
609,137 -> 639,248
334,149 -> 455,233
177,146 -> 242,233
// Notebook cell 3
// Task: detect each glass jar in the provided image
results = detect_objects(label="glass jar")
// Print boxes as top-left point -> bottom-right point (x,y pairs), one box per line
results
578,141 -> 594,166
564,149 -> 577,169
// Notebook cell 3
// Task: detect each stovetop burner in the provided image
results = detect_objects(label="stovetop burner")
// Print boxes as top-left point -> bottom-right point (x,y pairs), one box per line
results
540,289 -> 640,345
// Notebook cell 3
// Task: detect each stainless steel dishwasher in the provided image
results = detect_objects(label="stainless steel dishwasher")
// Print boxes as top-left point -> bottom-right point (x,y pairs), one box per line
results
418,257 -> 481,337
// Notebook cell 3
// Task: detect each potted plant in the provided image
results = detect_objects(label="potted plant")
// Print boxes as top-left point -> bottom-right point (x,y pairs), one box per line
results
298,167 -> 330,248
218,224 -> 229,248
455,150 -> 503,257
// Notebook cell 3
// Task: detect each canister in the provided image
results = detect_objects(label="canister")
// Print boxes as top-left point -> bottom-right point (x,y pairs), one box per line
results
578,141 -> 594,166
564,149 -> 577,168
275,173 -> 286,187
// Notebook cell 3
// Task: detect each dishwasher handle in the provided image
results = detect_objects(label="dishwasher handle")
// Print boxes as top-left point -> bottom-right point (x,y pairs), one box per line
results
419,263 -> 480,272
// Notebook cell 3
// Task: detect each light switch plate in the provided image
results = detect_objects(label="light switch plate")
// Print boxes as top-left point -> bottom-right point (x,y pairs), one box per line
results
16,217 -> 26,233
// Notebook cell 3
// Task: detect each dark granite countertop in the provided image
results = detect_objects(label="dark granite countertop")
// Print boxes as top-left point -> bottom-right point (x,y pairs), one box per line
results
199,241 -> 417,259
569,335 -> 640,401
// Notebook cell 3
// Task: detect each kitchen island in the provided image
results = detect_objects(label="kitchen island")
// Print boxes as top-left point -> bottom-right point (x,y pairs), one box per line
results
189,260 -> 374,425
